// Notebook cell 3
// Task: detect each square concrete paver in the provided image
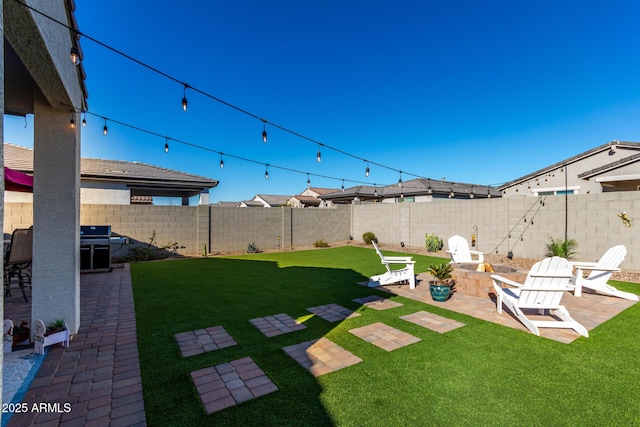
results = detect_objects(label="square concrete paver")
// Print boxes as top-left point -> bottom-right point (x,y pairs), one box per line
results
349,322 -> 421,351
283,337 -> 362,377
175,325 -> 237,357
352,295 -> 403,310
249,313 -> 307,337
191,357 -> 278,414
306,303 -> 361,322
400,311 -> 466,333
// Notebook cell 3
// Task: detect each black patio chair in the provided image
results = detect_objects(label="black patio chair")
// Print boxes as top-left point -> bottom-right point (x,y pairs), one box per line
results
4,227 -> 33,302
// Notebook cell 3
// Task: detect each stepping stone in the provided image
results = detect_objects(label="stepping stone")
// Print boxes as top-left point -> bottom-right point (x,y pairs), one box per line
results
349,322 -> 420,352
249,313 -> 307,337
191,357 -> 278,414
306,303 -> 361,322
283,337 -> 362,377
174,325 -> 237,357
400,311 -> 466,333
352,295 -> 403,310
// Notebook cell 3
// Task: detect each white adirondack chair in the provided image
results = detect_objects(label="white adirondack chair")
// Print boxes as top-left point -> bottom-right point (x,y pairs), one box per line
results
368,240 -> 416,289
447,235 -> 485,264
492,256 -> 588,337
570,245 -> 638,301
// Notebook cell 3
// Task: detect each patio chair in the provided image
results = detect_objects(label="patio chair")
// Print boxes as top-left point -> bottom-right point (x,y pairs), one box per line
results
447,235 -> 485,264
4,227 -> 33,302
570,245 -> 638,301
492,256 -> 588,337
368,240 -> 416,289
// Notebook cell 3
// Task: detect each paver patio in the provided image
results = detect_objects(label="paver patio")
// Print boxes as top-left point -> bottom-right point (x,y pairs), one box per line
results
348,322 -> 421,352
283,337 -> 362,377
190,357 -> 278,414
249,313 -> 307,337
174,325 -> 237,357
306,303 -> 361,322
400,311 -> 466,333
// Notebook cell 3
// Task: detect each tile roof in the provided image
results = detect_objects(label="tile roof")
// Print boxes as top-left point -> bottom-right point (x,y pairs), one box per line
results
3,143 -> 218,187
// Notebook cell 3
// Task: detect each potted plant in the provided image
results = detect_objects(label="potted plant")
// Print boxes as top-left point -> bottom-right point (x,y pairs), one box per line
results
33,318 -> 70,355
426,262 -> 455,301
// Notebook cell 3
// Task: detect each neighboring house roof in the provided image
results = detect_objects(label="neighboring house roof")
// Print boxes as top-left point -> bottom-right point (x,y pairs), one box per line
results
292,195 -> 321,207
240,200 -> 266,208
498,141 -> 640,190
307,187 -> 339,195
254,194 -> 291,207
4,143 -> 218,198
577,151 -> 640,179
214,201 -> 241,207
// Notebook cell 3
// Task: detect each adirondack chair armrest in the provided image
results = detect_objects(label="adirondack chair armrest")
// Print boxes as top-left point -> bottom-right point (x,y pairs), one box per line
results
574,265 -> 620,273
529,272 -> 572,279
382,256 -> 413,262
382,259 -> 415,266
469,250 -> 485,256
491,274 -> 523,288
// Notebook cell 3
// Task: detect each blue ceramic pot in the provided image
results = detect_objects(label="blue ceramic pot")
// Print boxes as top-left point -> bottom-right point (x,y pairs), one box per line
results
429,282 -> 453,302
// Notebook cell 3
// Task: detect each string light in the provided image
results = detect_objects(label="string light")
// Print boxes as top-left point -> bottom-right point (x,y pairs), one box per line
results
487,186 -> 492,198
262,122 -> 268,143
70,114 -> 75,129
103,118 -> 108,136
427,179 -> 432,194
219,154 -> 224,169
265,165 -> 269,180
182,84 -> 188,112
398,171 -> 403,187
374,186 -> 378,197
70,46 -> 80,65
307,173 -> 311,188
164,138 -> 169,153
365,163 -> 370,177
469,186 -> 474,199
82,111 -> 87,127
341,180 -> 344,191
317,144 -> 322,162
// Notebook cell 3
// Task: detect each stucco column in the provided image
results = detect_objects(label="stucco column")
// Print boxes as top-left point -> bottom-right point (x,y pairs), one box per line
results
32,96 -> 81,334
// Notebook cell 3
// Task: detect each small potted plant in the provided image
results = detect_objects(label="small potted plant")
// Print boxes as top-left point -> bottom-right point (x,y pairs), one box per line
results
33,318 -> 70,355
426,262 -> 455,301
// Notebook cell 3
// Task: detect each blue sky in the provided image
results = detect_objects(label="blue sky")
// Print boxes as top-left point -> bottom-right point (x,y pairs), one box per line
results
5,1 -> 640,202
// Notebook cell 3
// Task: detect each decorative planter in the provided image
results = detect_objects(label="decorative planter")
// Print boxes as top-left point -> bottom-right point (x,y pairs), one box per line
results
33,319 -> 70,355
429,281 -> 454,302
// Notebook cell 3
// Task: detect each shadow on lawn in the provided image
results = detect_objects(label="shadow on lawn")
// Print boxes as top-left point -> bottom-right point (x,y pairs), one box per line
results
132,254 -> 400,426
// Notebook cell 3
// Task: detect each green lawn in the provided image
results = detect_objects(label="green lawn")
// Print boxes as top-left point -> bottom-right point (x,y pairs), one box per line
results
130,246 -> 640,426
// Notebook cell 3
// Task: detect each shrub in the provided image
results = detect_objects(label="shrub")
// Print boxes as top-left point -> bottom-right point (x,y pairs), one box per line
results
544,236 -> 577,259
116,231 -> 181,262
246,242 -> 259,253
426,262 -> 455,284
362,232 -> 377,245
425,233 -> 444,252
314,239 -> 330,248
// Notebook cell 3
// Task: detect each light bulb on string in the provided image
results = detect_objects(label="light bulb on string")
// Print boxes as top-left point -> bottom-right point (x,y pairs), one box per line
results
262,122 -> 268,143
374,186 -> 378,197
365,163 -> 370,177
487,186 -> 492,198
307,173 -> 311,188
181,84 -> 188,112
82,111 -> 86,127
317,144 -> 322,162
427,179 -> 432,194
265,165 -> 269,180
70,114 -> 75,129
219,154 -> 224,169
70,46 -> 80,65
103,118 -> 108,136
164,138 -> 170,153
398,171 -> 403,187
341,179 -> 345,191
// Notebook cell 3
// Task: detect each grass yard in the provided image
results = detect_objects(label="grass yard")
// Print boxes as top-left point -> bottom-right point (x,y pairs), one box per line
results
130,246 -> 640,426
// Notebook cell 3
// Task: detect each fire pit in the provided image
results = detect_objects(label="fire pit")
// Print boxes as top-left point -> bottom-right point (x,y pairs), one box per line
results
451,263 -> 528,297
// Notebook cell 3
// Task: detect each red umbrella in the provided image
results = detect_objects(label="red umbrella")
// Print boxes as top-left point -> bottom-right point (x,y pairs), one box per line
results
4,167 -> 33,193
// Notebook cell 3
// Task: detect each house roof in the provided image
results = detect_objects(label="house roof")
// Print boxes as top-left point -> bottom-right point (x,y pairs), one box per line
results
241,200 -> 266,208
4,143 -> 218,198
292,195 -> 321,206
498,141 -> 640,189
255,194 -> 291,207
307,187 -> 339,195
577,151 -> 640,179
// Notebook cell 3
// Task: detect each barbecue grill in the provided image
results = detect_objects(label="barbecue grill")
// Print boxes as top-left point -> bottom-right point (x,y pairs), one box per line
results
80,225 -> 126,272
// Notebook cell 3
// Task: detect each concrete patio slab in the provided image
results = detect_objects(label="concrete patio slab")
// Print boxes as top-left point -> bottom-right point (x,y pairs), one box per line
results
191,357 -> 278,414
174,325 -> 237,357
348,322 -> 421,352
306,303 -> 361,322
352,295 -> 403,310
249,313 -> 306,337
283,338 -> 362,377
400,311 -> 466,333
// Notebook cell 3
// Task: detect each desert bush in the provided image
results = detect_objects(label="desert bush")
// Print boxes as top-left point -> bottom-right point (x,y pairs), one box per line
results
362,232 -> 377,245
425,233 -> 444,252
544,236 -> 577,259
246,242 -> 259,253
314,239 -> 330,248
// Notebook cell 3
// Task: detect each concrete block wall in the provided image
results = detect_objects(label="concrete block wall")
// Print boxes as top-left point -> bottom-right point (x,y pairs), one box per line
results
210,206 -> 285,253
289,206 -> 351,248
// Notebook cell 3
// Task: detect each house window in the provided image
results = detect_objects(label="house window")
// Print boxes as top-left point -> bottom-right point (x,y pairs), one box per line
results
396,197 -> 415,203
537,189 -> 575,196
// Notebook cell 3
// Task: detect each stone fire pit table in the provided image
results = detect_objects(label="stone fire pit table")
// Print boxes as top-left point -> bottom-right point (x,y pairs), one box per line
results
450,263 -> 528,298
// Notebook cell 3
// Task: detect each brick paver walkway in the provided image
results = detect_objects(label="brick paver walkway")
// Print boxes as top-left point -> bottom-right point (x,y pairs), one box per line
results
283,338 -> 362,377
190,357 -> 278,414
249,313 -> 306,337
348,322 -> 421,351
400,311 -> 466,333
306,303 -> 361,322
4,265 -> 146,426
352,295 -> 403,310
174,326 -> 237,357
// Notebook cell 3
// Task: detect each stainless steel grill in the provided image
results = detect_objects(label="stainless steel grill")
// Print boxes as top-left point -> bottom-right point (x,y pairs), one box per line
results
80,225 -> 112,272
